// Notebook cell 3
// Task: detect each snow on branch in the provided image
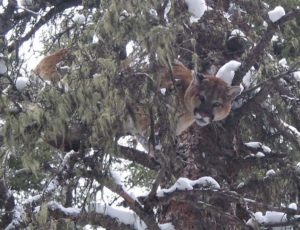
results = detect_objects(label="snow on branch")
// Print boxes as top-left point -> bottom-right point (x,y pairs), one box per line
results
244,141 -> 272,158
89,203 -> 147,229
48,201 -> 175,230
280,120 -> 300,139
157,176 -> 220,197
5,203 -> 24,230
185,0 -> 207,22
247,210 -> 300,229
89,167 -> 160,230
23,179 -> 59,209
268,6 -> 285,23
48,202 -> 133,230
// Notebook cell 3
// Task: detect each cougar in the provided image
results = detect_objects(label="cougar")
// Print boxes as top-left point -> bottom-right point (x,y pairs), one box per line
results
33,50 -> 241,152
159,61 -> 241,135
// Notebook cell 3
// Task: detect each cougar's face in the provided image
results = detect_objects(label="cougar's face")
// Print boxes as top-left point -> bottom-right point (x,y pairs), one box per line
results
184,73 -> 241,127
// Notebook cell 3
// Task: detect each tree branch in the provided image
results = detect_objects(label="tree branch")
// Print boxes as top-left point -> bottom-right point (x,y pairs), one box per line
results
232,8 -> 300,86
91,170 -> 161,230
7,0 -> 82,53
117,145 -> 161,170
239,61 -> 300,97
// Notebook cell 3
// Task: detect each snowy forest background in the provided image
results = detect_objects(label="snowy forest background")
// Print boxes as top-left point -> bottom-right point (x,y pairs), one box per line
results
0,0 -> 300,229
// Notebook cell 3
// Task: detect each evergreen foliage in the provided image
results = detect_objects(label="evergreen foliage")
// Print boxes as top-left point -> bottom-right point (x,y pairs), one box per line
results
0,0 -> 299,229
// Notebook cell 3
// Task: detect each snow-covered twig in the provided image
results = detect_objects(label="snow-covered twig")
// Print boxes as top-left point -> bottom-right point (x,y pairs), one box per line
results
280,120 -> 300,139
157,176 -> 220,197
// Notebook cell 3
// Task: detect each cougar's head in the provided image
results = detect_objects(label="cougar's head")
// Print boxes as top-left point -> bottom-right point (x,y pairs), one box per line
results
184,73 -> 241,127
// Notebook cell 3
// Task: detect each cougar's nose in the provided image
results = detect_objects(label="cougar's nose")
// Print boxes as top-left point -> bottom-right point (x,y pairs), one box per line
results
194,108 -> 213,121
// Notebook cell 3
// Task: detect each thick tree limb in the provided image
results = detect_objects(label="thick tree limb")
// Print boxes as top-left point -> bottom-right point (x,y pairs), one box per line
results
89,169 -> 160,230
117,146 -> 161,170
232,8 -> 300,86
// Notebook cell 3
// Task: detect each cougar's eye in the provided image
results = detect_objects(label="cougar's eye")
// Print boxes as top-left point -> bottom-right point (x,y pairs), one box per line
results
213,102 -> 222,107
197,94 -> 205,102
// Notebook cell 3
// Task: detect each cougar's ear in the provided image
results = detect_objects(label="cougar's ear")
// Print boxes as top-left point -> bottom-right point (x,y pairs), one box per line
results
192,72 -> 205,85
227,86 -> 242,99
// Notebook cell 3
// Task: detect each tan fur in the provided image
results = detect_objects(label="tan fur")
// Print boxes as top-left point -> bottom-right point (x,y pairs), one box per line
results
33,48 -> 68,82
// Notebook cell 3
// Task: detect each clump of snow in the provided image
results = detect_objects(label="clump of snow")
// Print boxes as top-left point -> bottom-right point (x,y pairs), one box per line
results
256,152 -> 265,158
185,0 -> 206,22
159,222 -> 175,230
160,88 -> 166,95
0,59 -> 7,74
92,35 -> 99,43
271,35 -> 280,42
242,67 -> 256,88
266,169 -> 276,177
293,71 -> 300,82
90,203 -> 147,229
73,13 -> 86,25
126,40 -> 135,56
157,176 -> 220,197
296,162 -> 300,173
216,60 -> 241,85
268,6 -> 285,23
244,142 -> 261,148
229,29 -> 247,41
262,145 -> 271,153
288,203 -> 297,211
244,142 -> 272,153
110,170 -> 123,187
15,77 -> 30,90
278,58 -> 288,68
